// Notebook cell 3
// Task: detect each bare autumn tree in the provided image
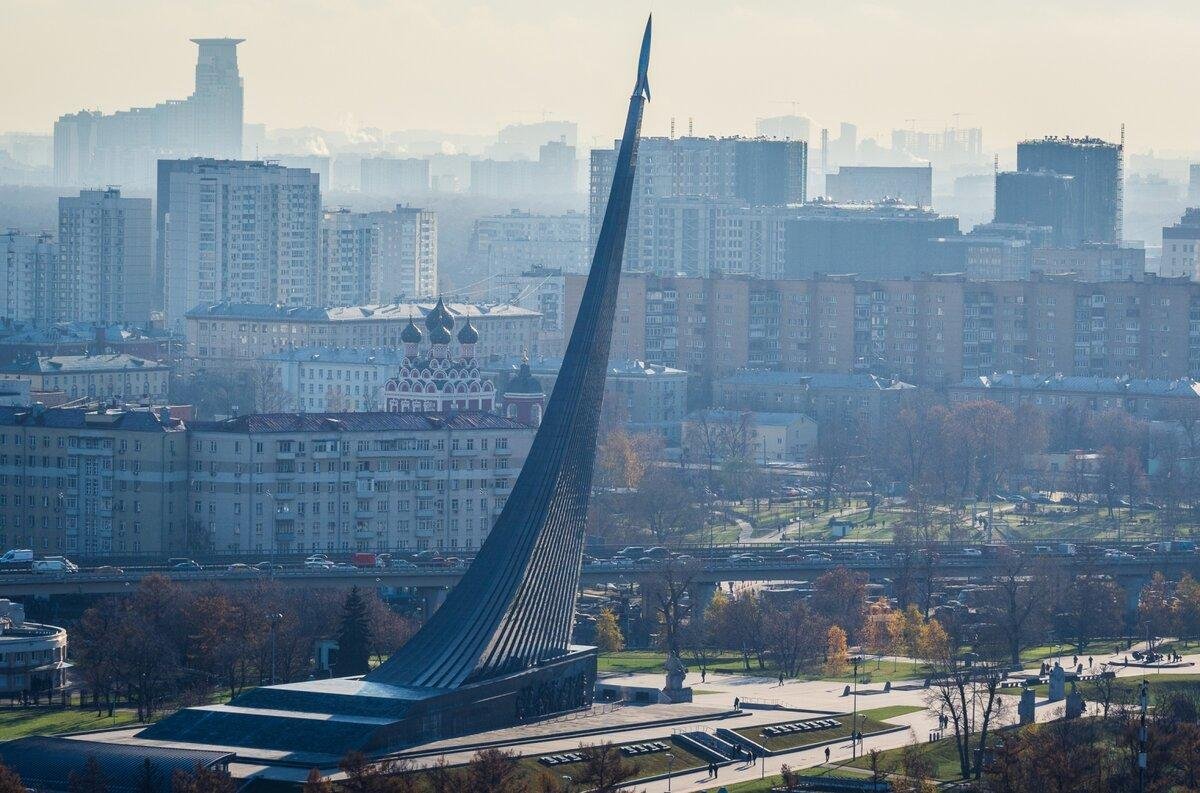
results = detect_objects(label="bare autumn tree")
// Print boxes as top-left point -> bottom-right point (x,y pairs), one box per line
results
811,566 -> 868,642
976,550 -> 1052,666
922,634 -> 1009,780
811,403 -> 864,510
574,743 -> 640,792
643,556 -> 702,657
1054,572 -> 1126,655
764,601 -> 825,677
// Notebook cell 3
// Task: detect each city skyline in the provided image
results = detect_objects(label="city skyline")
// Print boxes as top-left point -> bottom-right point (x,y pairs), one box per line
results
6,0 -> 1200,153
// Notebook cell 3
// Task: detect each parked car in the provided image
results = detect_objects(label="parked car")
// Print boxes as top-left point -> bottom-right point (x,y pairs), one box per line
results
33,557 -> 78,574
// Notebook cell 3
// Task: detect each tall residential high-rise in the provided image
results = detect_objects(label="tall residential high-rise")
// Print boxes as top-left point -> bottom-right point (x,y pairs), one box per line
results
994,170 -> 1081,245
1015,136 -> 1122,243
54,39 -> 244,187
319,205 -> 437,306
588,136 -> 807,273
825,165 -> 934,207
469,210 -> 587,282
360,157 -> 430,195
1161,208 -> 1200,280
157,159 -> 321,327
0,232 -> 55,325
57,189 -> 153,324
756,114 -> 811,141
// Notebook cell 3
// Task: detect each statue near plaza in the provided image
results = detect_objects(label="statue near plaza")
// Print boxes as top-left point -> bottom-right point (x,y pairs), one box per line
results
660,652 -> 693,703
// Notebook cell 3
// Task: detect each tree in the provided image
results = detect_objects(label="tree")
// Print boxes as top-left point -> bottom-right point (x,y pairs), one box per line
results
1055,573 -> 1126,655
0,763 -> 23,793
335,587 -> 373,677
626,467 -> 703,544
574,743 -> 639,792
811,566 -> 867,642
862,598 -> 893,665
594,608 -> 625,653
811,405 -> 863,510
720,590 -> 767,670
302,768 -> 334,793
923,639 -> 1008,781
68,756 -> 107,793
824,625 -> 849,676
466,749 -> 523,793
1139,572 -> 1177,649
977,551 -> 1051,666
765,601 -> 824,677
171,764 -> 235,793
644,557 -> 701,657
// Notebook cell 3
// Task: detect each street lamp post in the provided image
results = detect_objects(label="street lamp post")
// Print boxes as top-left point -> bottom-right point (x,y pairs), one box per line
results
851,655 -> 862,759
665,753 -> 674,791
268,612 -> 283,684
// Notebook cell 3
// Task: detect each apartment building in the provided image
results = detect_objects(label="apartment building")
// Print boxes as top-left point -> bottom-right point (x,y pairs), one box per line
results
186,301 -> 539,370
319,206 -> 438,306
1031,244 -> 1145,282
0,354 -> 169,402
469,211 -> 586,280
158,159 -> 321,327
565,272 -> 1200,390
0,232 -> 55,326
58,188 -> 153,324
949,372 -> 1200,421
0,405 -> 188,556
713,371 -> 916,431
188,412 -> 533,554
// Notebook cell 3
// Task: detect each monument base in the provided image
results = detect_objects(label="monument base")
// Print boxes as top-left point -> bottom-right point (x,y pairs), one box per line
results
141,646 -> 597,757
659,686 -> 694,704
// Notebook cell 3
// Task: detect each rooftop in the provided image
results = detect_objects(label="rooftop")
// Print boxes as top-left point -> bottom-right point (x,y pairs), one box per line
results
719,370 -> 916,391
186,301 -> 539,323
956,373 -> 1200,399
490,356 -> 687,379
0,405 -> 184,432
687,409 -> 814,427
191,411 -> 530,434
0,354 -> 166,375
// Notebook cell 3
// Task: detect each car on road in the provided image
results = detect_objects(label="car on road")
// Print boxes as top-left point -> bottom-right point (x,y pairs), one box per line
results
173,560 -> 202,571
254,561 -> 284,572
32,557 -> 78,574
304,558 -> 335,570
960,548 -> 983,557
227,563 -> 253,572
93,565 -> 124,575
388,560 -> 419,570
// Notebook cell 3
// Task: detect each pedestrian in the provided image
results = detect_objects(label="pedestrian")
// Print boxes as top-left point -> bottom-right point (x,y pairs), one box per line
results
1088,656 -> 1093,668
825,746 -> 831,763
778,673 -> 785,687
701,668 -> 707,683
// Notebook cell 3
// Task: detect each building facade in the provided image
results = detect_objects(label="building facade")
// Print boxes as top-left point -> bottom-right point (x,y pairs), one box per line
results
589,136 -> 807,272
825,165 -> 933,207
54,39 -> 243,188
319,206 -> 437,306
469,211 -> 586,280
187,301 -> 540,371
0,405 -> 188,555
58,189 -> 153,324
488,357 -> 687,440
158,159 -> 321,327
0,601 -> 68,700
713,370 -> 915,432
1161,209 -> 1200,280
360,157 -> 430,195
494,269 -> 568,356
948,372 -> 1200,422
0,232 -> 55,326
188,412 -> 533,553
1031,244 -> 1145,282
0,355 -> 168,403
564,272 -> 1200,389
1016,136 -> 1123,244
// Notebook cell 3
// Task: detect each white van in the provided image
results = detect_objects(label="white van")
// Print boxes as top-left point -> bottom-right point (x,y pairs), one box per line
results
0,549 -> 33,564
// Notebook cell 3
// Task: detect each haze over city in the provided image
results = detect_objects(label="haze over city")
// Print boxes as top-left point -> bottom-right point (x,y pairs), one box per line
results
5,0 -> 1200,152
4,5 -> 1200,792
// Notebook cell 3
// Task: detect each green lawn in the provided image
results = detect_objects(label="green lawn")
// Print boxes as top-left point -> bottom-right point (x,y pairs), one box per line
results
844,733 -> 968,782
1018,640 -> 1123,664
0,707 -> 142,741
718,765 -> 869,792
517,740 -> 711,781
860,705 -> 924,720
1001,672 -> 1200,703
735,714 -> 900,753
597,651 -> 926,683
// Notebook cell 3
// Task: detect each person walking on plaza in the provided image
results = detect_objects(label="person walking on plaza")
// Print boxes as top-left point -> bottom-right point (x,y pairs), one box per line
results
825,746 -> 831,763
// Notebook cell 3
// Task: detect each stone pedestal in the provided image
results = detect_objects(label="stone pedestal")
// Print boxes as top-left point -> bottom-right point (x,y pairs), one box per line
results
1065,681 -> 1085,719
660,652 -> 693,704
1047,662 -> 1066,702
1018,687 -> 1036,725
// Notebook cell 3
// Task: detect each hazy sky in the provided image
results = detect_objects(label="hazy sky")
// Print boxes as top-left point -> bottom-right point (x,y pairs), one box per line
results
5,0 -> 1200,154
